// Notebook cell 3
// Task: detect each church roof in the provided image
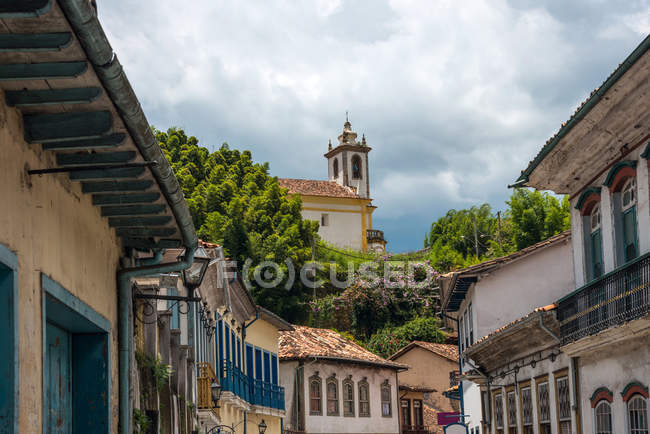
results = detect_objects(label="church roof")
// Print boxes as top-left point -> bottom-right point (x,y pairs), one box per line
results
278,178 -> 361,199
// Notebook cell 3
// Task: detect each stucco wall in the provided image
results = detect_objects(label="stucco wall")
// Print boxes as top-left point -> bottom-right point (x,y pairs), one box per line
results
0,92 -> 121,432
246,317 -> 280,354
460,240 -> 575,342
301,201 -> 365,251
392,347 -> 457,412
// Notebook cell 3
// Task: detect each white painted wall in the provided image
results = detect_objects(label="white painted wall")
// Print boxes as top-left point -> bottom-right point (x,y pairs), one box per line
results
281,360 -> 401,434
459,240 -> 575,343
463,380 -> 484,432
302,206 -> 364,251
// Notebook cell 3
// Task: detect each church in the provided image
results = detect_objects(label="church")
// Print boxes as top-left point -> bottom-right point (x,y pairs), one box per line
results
279,118 -> 387,253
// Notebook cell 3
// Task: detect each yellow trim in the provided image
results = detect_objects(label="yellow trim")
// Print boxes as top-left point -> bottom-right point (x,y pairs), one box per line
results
368,207 -> 373,229
302,207 -> 362,214
298,194 -> 373,206
361,204 -> 367,251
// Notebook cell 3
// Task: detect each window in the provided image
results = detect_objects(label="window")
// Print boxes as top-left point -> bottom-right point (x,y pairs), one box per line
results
321,213 -> 329,227
401,399 -> 411,427
628,396 -> 648,434
0,245 -> 17,432
309,374 -> 322,415
343,377 -> 355,416
468,303 -> 474,345
521,386 -> 533,434
413,400 -> 423,427
537,381 -> 551,434
333,158 -> 339,178
464,309 -> 470,349
359,380 -> 370,417
459,316 -> 465,353
621,178 -> 639,262
556,376 -> 571,434
589,203 -> 604,280
327,376 -> 339,416
495,392 -> 504,434
595,401 -> 612,434
507,390 -> 518,434
381,381 -> 392,417
352,155 -> 362,179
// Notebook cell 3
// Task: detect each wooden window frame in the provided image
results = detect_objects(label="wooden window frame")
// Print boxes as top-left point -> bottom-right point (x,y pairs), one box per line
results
554,369 -> 571,434
381,380 -> 392,418
358,379 -> 370,417
594,400 -> 613,434
536,375 -> 551,434
309,373 -> 322,416
519,380 -> 533,434
505,385 -> 517,434
342,376 -> 355,417
326,375 -> 340,416
626,395 -> 648,434
493,390 -> 505,434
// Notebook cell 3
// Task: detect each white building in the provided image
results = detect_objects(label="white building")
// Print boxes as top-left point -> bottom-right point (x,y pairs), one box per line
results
279,119 -> 386,253
513,34 -> 650,434
279,325 -> 404,434
439,231 -> 575,434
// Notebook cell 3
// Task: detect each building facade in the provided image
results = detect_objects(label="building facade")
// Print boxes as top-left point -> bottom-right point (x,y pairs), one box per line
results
389,341 -> 461,434
0,1 -> 199,433
439,232 -> 575,434
279,119 -> 386,253
279,325 -> 404,434
514,34 -> 650,434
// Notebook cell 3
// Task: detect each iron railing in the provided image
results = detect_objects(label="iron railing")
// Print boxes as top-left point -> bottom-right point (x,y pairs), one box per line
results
220,361 -> 285,410
367,229 -> 385,242
557,252 -> 650,345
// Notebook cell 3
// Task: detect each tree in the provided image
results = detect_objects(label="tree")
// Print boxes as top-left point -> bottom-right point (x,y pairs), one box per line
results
507,189 -> 570,250
156,127 -> 319,322
365,317 -> 445,358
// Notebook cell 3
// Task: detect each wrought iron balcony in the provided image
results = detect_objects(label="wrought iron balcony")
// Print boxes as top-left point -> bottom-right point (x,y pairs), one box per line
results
220,360 -> 285,411
367,229 -> 385,242
557,252 -> 650,345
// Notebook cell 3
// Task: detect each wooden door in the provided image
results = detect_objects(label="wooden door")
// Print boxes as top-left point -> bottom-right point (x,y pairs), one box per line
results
46,322 -> 72,434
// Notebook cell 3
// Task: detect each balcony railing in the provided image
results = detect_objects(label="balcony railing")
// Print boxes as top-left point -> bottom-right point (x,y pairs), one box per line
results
197,362 -> 217,410
557,252 -> 650,345
221,360 -> 285,411
403,425 -> 434,434
367,229 -> 385,242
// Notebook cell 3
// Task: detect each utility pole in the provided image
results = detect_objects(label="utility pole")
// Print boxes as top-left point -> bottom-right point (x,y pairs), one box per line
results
472,215 -> 479,258
497,211 -> 503,250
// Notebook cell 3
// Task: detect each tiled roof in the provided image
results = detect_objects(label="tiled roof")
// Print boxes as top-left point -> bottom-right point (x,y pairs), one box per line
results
389,341 -> 459,363
278,178 -> 360,199
279,325 -> 406,369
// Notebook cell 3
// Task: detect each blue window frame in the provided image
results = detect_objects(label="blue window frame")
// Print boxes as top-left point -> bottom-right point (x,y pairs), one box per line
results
263,351 -> 271,383
254,347 -> 263,380
237,338 -> 241,369
231,330 -> 236,367
246,343 -> 254,378
41,273 -> 111,433
271,354 -> 278,385
0,244 -> 18,433
225,324 -> 231,362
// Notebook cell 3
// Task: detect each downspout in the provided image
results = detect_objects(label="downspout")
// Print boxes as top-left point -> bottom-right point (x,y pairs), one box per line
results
135,249 -> 163,267
537,311 -> 561,343
442,312 -> 465,418
571,357 -> 582,434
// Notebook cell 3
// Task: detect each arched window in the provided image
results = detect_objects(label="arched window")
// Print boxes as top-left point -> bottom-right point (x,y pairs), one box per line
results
595,401 -> 612,434
620,177 -> 638,262
333,158 -> 339,179
352,155 -> 362,179
309,374 -> 322,415
358,379 -> 370,417
628,395 -> 648,434
343,377 -> 355,417
590,202 -> 604,279
327,375 -> 339,416
381,380 -> 392,417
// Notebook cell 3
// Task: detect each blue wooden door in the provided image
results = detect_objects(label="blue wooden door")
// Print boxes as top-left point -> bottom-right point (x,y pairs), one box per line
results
46,322 -> 72,434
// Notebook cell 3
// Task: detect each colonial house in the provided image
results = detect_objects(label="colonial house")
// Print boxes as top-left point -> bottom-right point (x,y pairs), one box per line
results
389,341 -> 461,434
0,1 -> 199,433
439,231 -> 575,434
512,33 -> 650,434
278,118 -> 387,253
279,325 -> 405,434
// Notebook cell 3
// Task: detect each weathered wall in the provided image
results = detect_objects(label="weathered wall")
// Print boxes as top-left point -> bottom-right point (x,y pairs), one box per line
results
393,347 -> 457,412
0,91 -> 121,432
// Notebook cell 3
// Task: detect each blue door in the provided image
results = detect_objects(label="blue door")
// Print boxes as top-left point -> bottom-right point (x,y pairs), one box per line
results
46,322 -> 72,434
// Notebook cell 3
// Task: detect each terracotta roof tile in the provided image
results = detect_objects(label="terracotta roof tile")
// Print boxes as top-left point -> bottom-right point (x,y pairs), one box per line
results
279,325 -> 405,369
278,178 -> 360,199
389,341 -> 459,363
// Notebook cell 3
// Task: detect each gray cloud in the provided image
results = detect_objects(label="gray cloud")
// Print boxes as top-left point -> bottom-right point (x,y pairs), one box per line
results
98,0 -> 650,251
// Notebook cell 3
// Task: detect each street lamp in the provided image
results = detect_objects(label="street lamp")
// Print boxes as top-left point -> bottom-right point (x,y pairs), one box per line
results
180,246 -> 211,293
211,380 -> 222,408
258,420 -> 267,434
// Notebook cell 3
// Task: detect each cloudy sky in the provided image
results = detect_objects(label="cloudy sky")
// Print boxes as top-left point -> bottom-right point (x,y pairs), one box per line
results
99,0 -> 650,252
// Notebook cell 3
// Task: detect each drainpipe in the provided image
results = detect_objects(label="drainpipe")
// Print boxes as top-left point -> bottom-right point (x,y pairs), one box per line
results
571,357 -> 582,434
537,311 -> 561,343
135,249 -> 163,267
118,246 -> 198,434
442,312 -> 465,418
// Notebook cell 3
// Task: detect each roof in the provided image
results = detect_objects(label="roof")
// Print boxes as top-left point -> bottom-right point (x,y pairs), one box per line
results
279,325 -> 406,370
278,178 -> 361,199
389,341 -> 459,363
0,0 -> 197,251
257,306 -> 294,331
441,230 -> 571,312
513,34 -> 650,188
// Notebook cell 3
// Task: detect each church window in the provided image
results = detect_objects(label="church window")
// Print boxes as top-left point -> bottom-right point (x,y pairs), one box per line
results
333,158 -> 339,178
352,155 -> 362,179
321,214 -> 329,227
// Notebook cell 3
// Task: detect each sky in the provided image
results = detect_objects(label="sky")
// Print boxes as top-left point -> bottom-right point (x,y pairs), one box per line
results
98,0 -> 650,252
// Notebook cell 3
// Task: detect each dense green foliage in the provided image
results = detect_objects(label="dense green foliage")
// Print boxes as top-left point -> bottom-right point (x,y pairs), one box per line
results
423,189 -> 570,272
156,127 -> 319,322
365,317 -> 445,358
